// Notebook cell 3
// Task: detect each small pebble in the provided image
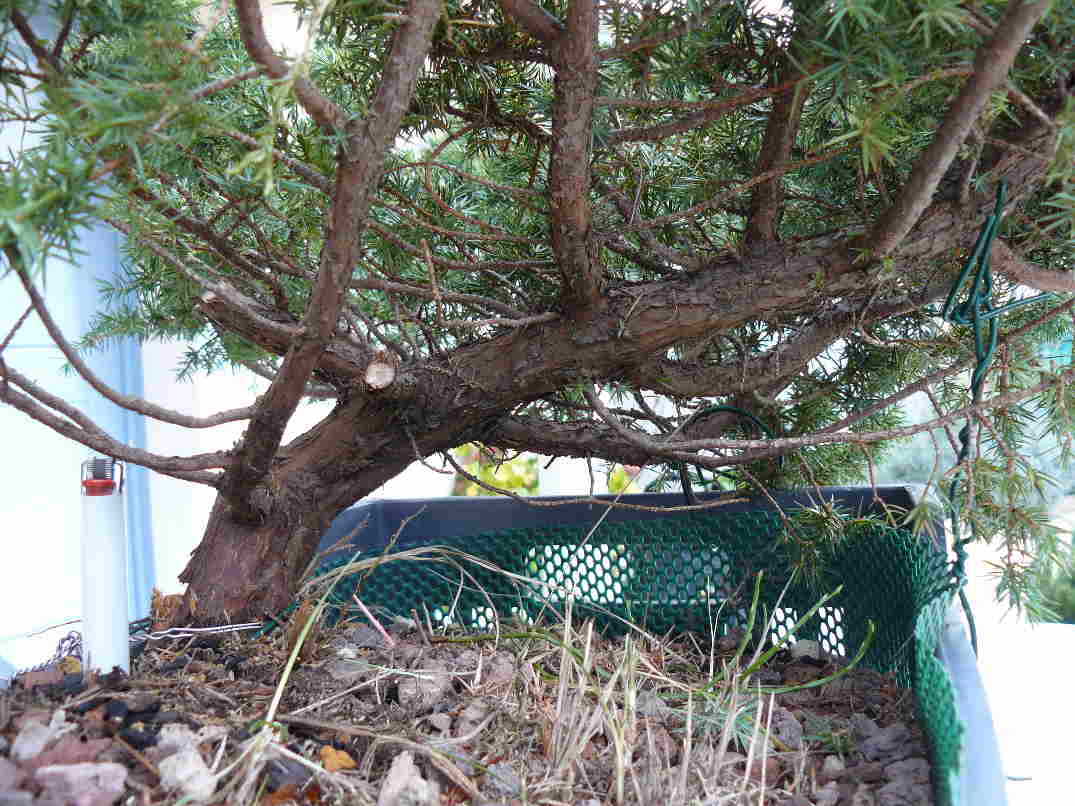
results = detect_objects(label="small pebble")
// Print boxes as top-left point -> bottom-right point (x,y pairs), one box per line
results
35,762 -> 126,806
12,715 -> 59,763
265,757 -> 312,792
484,761 -> 522,797
377,751 -> 439,806
772,707 -> 804,750
156,724 -> 199,755
884,757 -> 931,784
850,713 -> 880,742
845,761 -> 886,783
860,722 -> 911,762
159,748 -> 215,801
0,756 -> 25,790
345,624 -> 388,649
815,780 -> 841,806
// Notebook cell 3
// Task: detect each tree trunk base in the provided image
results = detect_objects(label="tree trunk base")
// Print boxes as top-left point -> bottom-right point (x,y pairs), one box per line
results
175,496 -> 330,625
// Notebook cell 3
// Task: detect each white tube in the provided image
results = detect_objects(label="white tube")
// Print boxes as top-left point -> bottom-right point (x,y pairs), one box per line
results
80,481 -> 129,674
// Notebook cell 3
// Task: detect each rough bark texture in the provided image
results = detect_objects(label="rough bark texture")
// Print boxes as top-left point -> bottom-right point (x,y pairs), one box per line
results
179,499 -> 319,623
178,403 -> 466,620
219,0 -> 445,516
178,185 -> 1052,620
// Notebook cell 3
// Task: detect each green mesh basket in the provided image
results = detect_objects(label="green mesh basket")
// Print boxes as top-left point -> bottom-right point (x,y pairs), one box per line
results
308,487 -> 971,806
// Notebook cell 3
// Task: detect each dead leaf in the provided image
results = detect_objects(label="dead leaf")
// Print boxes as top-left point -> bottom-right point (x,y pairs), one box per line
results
320,745 -> 356,773
442,782 -> 471,805
261,783 -> 298,805
151,588 -> 184,632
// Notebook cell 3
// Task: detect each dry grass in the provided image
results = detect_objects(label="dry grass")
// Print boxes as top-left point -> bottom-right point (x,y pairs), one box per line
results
158,549 -> 910,805
2,546 -> 929,805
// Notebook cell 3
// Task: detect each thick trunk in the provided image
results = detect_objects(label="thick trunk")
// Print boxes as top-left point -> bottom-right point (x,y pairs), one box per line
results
177,494 -> 342,624
177,399 -> 472,624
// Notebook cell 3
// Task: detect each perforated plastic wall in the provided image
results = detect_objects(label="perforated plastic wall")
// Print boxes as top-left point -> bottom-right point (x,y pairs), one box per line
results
307,499 -> 963,805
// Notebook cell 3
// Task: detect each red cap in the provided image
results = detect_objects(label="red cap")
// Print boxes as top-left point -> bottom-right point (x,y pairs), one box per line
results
82,479 -> 117,496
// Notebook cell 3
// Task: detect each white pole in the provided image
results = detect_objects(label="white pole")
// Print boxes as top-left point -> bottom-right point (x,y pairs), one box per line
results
80,458 -> 129,674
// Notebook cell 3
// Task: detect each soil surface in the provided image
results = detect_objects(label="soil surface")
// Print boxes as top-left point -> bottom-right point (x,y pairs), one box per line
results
0,607 -> 934,805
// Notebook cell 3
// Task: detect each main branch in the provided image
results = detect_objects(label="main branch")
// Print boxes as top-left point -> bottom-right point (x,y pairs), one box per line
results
219,0 -> 443,515
548,0 -> 602,309
865,0 -> 1051,259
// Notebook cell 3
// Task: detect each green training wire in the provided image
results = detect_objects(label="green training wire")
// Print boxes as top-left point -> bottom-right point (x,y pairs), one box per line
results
676,405 -> 778,504
940,180 -> 1052,655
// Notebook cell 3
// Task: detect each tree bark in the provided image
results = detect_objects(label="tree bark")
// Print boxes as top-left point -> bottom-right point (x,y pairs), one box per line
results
175,394 -> 473,622
177,456 -> 398,623
178,497 -> 320,623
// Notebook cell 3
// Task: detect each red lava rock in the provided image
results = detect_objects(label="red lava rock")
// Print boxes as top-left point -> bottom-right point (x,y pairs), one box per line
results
782,661 -> 824,686
0,756 -> 26,791
859,722 -> 910,761
884,757 -> 930,784
34,761 -> 127,806
844,761 -> 886,783
23,735 -> 113,775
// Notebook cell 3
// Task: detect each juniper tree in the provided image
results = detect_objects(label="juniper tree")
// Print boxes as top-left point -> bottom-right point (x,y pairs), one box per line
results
1,0 -> 1073,621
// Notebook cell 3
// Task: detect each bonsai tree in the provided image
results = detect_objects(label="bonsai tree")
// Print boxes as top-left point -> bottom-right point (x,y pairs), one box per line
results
1,0 -> 1072,622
